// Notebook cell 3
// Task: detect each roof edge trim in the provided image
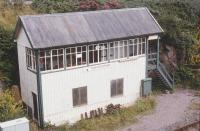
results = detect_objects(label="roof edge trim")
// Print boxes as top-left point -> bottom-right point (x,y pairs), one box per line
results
145,7 -> 164,33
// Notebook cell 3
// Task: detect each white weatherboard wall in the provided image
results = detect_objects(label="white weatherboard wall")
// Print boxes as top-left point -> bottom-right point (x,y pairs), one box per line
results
17,28 -> 38,113
41,56 -> 146,125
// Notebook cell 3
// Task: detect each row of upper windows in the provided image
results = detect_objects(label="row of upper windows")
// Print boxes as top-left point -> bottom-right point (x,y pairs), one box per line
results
26,37 -> 146,72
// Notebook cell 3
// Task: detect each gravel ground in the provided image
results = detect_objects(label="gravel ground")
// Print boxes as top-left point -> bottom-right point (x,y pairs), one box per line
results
119,89 -> 200,131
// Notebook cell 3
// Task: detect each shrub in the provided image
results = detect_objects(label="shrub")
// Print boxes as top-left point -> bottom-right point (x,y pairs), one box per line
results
0,90 -> 24,122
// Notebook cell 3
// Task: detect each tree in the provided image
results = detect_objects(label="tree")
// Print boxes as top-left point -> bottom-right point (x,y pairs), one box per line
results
0,90 -> 24,122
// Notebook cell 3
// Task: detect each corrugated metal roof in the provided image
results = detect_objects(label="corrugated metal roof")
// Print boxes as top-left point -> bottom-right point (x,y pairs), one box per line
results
16,7 -> 163,49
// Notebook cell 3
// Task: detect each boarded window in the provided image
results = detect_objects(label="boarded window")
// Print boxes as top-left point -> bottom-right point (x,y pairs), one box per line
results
73,86 -> 87,106
111,78 -> 124,97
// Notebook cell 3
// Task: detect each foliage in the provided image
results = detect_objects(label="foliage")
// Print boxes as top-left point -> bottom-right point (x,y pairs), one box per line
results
78,0 -> 124,11
0,26 -> 18,86
64,97 -> 156,131
175,65 -> 200,90
124,0 -> 199,64
0,0 -> 36,28
32,0 -> 124,13
32,0 -> 76,14
0,90 -> 24,122
190,21 -> 200,65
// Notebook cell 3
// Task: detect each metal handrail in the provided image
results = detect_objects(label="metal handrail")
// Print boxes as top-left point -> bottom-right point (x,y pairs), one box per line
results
148,53 -> 157,59
158,62 -> 174,87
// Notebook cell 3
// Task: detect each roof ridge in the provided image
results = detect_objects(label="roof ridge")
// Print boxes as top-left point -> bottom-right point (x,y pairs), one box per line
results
20,7 -> 147,18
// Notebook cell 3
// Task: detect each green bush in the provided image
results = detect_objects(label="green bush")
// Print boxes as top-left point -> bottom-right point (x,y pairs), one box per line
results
32,0 -> 77,13
0,90 -> 25,122
0,26 -> 18,86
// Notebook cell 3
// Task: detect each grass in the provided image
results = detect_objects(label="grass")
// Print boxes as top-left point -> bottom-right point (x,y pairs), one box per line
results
0,0 -> 36,29
30,97 -> 156,131
56,97 -> 156,131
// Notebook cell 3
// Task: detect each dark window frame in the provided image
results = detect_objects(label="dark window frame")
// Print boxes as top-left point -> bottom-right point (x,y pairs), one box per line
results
72,86 -> 87,107
111,78 -> 124,97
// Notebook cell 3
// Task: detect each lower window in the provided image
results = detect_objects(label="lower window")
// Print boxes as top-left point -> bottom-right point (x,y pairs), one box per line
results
110,78 -> 124,97
72,86 -> 87,106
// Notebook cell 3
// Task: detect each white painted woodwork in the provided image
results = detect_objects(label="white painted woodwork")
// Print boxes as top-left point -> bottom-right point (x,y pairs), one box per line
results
16,28 -> 38,117
41,56 -> 146,125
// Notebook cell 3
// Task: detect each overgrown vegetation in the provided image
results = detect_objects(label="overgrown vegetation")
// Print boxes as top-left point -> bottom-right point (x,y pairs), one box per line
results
30,97 -> 155,131
0,0 -> 199,89
67,97 -> 155,131
0,0 -> 36,85
0,90 -> 24,122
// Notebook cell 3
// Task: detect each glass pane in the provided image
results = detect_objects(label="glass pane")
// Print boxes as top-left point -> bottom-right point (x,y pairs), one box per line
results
124,45 -> 128,57
138,44 -> 142,55
94,50 -> 98,63
110,48 -> 114,60
40,51 -> 45,57
110,42 -> 114,47
114,41 -> 118,47
77,47 -> 81,53
119,46 -> 123,58
59,55 -> 63,68
72,54 -> 76,66
58,49 -> 63,55
129,45 -> 133,57
134,39 -> 137,44
104,49 -> 108,61
89,45 -> 93,50
129,39 -> 133,44
82,46 -> 86,51
66,54 -> 71,67
124,40 -> 128,46
134,44 -> 137,56
40,57 -> 45,71
66,48 -> 70,54
139,38 -> 141,43
142,43 -> 145,54
33,57 -> 36,70
46,57 -> 51,70
77,58 -> 81,65
142,38 -> 146,43
115,47 -> 118,59
53,56 -> 58,69
29,55 -> 32,67
71,48 -> 76,53
82,52 -> 86,65
45,50 -> 51,56
89,51 -> 93,63
52,50 -> 57,55
99,49 -> 103,62
120,41 -> 123,46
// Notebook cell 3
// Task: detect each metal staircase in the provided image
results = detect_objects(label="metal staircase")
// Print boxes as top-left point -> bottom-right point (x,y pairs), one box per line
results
147,54 -> 174,89
156,62 -> 174,88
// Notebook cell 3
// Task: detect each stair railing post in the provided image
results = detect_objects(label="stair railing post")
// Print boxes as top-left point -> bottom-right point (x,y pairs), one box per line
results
146,37 -> 149,78
157,36 -> 160,68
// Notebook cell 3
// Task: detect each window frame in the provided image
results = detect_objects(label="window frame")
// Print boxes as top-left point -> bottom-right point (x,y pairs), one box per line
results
65,45 -> 87,68
39,48 -> 64,72
72,86 -> 87,107
26,48 -> 36,71
88,43 -> 108,65
110,78 -> 124,97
